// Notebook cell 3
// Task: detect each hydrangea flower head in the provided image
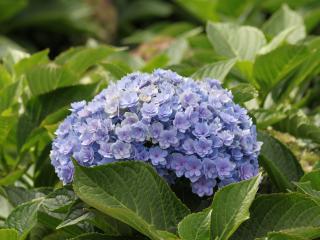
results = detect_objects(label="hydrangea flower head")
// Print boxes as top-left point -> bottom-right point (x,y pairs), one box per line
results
51,69 -> 261,197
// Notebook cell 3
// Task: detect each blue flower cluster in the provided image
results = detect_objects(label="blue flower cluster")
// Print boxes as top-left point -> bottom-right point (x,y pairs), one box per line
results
50,69 -> 261,197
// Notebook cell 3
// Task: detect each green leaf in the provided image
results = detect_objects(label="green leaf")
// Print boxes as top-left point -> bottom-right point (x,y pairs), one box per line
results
0,64 -> 12,88
64,46 -> 115,74
14,50 -> 50,76
191,58 -> 236,81
73,161 -> 190,240
178,210 -> 211,240
206,22 -> 266,61
230,83 -> 258,104
69,232 -> 127,240
5,200 -> 43,239
166,38 -> 189,65
266,231 -> 308,240
252,109 -> 287,129
294,181 -> 320,205
275,111 -> 320,144
42,188 -> 76,213
176,0 -> 217,22
0,80 -> 21,113
253,44 -> 308,93
26,64 -> 79,96
56,202 -> 92,230
211,173 -> 262,240
0,0 -> 27,22
0,229 -> 18,240
0,115 -> 16,144
300,170 -> 320,191
17,83 -> 98,150
231,193 -> 320,240
1,186 -> 48,207
0,168 -> 25,186
259,26 -> 302,54
279,39 -> 320,101
257,131 -> 304,191
88,209 -> 133,236
141,54 -> 169,72
100,63 -> 130,79
262,5 -> 306,43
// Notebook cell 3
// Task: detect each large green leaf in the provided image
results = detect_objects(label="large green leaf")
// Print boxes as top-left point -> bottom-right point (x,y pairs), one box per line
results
0,115 -> 16,144
300,170 -> 320,191
230,83 -> 258,104
206,22 -> 266,61
69,232 -> 127,240
1,186 -> 48,207
14,50 -> 50,76
0,0 -> 27,22
26,64 -> 79,96
73,161 -> 190,240
231,193 -> 320,240
178,210 -> 211,240
266,232 -> 307,240
275,111 -> 320,144
17,84 -> 98,150
262,5 -> 306,43
259,26 -> 302,54
0,168 -> 25,186
294,181 -> 320,205
253,44 -> 308,93
278,38 -> 320,101
0,64 -> 12,88
252,109 -> 287,129
176,0 -> 217,22
211,173 -> 262,240
166,38 -> 189,65
0,80 -> 20,113
191,58 -> 236,81
0,229 -> 19,240
64,46 -> 115,74
5,200 -> 43,239
257,131 -> 304,191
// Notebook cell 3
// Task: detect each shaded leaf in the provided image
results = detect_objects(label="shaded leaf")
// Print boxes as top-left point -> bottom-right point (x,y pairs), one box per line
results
0,168 -> 25,186
230,83 -> 258,104
231,193 -> 320,240
191,58 -> 236,81
73,161 -> 190,240
26,64 -> 79,96
176,0 -> 217,22
275,111 -> 320,144
17,84 -> 98,150
211,173 -> 262,240
69,232 -> 127,240
14,50 -> 49,76
5,200 -> 42,239
100,63 -> 130,79
262,5 -> 306,43
0,229 -> 18,240
300,170 -> 320,191
64,46 -> 115,74
178,210 -> 211,240
252,109 -> 287,129
0,116 -> 16,144
257,131 -> 304,191
253,44 -> 308,93
207,22 -> 266,61
0,80 -> 20,113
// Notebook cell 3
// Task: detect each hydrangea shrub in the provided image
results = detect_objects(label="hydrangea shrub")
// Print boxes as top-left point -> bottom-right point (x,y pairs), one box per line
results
50,69 -> 261,196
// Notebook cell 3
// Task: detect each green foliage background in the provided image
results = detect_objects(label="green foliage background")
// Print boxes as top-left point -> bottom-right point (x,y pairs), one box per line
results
0,0 -> 320,239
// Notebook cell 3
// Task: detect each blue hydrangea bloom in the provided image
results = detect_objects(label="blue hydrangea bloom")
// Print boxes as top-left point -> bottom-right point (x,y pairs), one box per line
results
50,69 -> 261,197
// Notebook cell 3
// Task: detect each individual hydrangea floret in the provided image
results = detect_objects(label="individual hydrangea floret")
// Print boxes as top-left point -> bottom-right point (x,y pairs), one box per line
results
50,69 -> 261,197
